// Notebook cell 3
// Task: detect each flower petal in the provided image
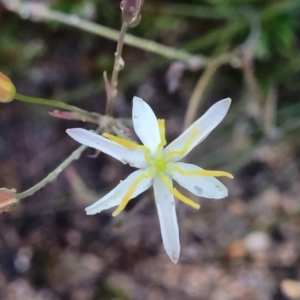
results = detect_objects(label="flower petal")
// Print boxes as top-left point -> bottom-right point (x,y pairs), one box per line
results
86,170 -> 152,215
66,128 -> 147,168
170,162 -> 228,199
153,176 -> 180,263
164,98 -> 231,161
132,96 -> 161,153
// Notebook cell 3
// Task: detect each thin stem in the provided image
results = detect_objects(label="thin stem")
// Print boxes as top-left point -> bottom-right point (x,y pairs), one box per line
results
17,144 -> 87,200
46,9 -> 196,62
106,22 -> 128,115
15,93 -> 100,123
241,55 -> 264,126
5,2 -> 198,63
183,58 -> 222,129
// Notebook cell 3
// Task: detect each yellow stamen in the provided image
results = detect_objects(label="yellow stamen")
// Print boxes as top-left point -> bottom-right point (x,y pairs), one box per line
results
191,128 -> 199,139
161,174 -> 200,210
171,164 -> 234,179
103,133 -> 152,163
112,172 -> 152,217
165,128 -> 199,161
198,170 -> 234,178
158,119 -> 167,146
103,133 -> 143,150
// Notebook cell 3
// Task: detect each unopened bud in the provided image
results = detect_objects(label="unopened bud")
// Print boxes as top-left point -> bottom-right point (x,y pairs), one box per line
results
121,0 -> 144,27
0,188 -> 18,213
0,72 -> 16,102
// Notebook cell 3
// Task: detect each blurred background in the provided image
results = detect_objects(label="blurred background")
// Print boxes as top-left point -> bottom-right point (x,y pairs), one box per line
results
1,0 -> 300,299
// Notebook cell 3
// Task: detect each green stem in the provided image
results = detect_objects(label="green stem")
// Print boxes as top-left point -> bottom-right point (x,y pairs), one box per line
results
17,144 -> 87,200
15,93 -> 99,122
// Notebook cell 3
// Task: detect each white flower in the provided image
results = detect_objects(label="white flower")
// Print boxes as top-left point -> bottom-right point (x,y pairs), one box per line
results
66,97 -> 232,263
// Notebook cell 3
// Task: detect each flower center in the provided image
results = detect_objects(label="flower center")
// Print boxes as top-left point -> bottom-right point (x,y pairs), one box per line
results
147,119 -> 168,173
153,157 -> 167,171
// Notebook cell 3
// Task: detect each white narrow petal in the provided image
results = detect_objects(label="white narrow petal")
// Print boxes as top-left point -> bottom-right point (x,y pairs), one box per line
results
153,176 -> 180,263
170,162 -> 228,199
66,128 -> 147,168
164,98 -> 231,161
132,97 -> 161,154
86,170 -> 153,215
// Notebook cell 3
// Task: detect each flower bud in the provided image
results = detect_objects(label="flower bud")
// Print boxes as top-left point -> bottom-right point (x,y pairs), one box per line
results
121,0 -> 144,26
0,188 -> 18,213
0,72 -> 16,103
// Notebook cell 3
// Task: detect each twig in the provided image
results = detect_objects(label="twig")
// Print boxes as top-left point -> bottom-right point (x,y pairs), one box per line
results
106,22 -> 128,115
240,10 -> 264,127
183,58 -> 222,129
183,50 -> 239,129
17,144 -> 87,200
44,9 -> 198,62
241,55 -> 264,126
3,1 -> 202,64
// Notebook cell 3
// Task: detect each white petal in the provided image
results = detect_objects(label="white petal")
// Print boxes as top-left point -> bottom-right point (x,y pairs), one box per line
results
153,176 -> 180,263
164,98 -> 231,161
66,128 -> 147,168
86,170 -> 152,214
170,162 -> 228,199
132,96 -> 161,154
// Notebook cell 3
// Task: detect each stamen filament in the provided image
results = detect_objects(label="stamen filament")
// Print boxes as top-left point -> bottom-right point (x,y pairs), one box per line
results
198,170 -> 234,179
112,172 -> 152,217
171,164 -> 233,179
164,128 -> 199,161
158,119 -> 167,146
103,133 -> 152,163
161,174 -> 200,210
103,133 -> 144,150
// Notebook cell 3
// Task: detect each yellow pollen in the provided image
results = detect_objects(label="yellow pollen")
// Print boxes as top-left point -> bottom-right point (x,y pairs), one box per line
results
161,174 -> 200,210
165,128 -> 199,161
171,164 -> 234,179
112,172 -> 152,217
